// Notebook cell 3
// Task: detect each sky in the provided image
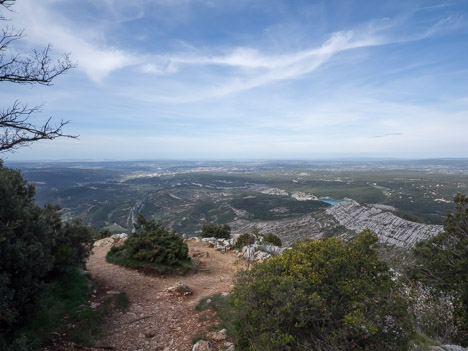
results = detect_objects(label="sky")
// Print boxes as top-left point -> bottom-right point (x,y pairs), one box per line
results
2,0 -> 468,161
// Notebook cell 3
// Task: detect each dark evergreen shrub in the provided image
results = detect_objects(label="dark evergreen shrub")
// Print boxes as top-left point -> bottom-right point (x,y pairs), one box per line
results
0,162 -> 94,335
234,233 -> 256,249
95,228 -> 112,240
201,222 -> 231,239
260,233 -> 282,247
107,214 -> 189,266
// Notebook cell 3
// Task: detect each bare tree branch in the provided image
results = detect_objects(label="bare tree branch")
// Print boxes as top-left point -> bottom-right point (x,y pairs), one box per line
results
0,1 -> 14,18
0,43 -> 75,85
0,101 -> 78,151
0,1 -> 77,152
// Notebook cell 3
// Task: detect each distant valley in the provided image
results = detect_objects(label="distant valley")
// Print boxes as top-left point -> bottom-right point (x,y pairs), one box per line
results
7,159 -> 468,248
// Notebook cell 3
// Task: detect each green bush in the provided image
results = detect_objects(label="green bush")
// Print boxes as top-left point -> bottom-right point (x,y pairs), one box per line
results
0,269 -> 129,350
95,228 -> 112,240
0,162 -> 94,339
230,230 -> 413,351
201,222 -> 231,239
408,193 -> 468,346
235,233 -> 256,249
107,214 -> 189,267
259,233 -> 282,247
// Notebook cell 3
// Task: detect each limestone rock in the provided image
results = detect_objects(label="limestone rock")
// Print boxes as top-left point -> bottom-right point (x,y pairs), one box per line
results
106,290 -> 121,295
94,237 -> 114,247
208,328 -> 227,341
242,245 -> 256,259
429,345 -> 468,351
326,201 -> 442,247
192,340 -> 213,351
111,233 -> 128,240
166,282 -> 192,296
413,345 -> 468,351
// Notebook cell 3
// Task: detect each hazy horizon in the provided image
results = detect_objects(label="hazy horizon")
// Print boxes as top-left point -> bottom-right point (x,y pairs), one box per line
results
5,156 -> 468,165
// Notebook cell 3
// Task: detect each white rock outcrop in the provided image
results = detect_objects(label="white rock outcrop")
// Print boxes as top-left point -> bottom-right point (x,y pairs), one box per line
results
326,201 -> 443,247
192,340 -> 212,351
413,345 -> 468,351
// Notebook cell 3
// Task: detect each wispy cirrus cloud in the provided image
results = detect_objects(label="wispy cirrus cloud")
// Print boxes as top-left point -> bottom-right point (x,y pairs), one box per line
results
371,132 -> 403,138
11,0 -> 456,96
12,0 -> 140,83
132,29 -> 387,101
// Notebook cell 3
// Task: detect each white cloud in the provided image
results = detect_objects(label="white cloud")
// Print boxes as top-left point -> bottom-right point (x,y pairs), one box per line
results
12,0 -> 138,82
130,29 -> 386,102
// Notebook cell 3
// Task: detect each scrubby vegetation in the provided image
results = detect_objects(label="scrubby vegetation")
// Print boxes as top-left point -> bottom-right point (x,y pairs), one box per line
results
0,162 -> 95,348
230,230 -> 413,351
235,233 -> 256,249
230,194 -> 328,220
94,228 -> 113,240
257,232 -> 282,247
235,228 -> 282,249
201,222 -> 231,239
106,214 -> 194,274
1,270 -> 128,350
196,293 -> 235,337
407,193 -> 468,346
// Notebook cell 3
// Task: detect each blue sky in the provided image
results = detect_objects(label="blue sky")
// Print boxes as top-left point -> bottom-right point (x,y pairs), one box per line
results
2,0 -> 468,160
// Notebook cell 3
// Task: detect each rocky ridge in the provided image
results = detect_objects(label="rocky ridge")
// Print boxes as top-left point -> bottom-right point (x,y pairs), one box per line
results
326,201 -> 443,247
194,236 -> 284,262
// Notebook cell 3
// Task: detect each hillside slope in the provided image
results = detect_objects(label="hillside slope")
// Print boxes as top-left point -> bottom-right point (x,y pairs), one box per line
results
326,201 -> 443,247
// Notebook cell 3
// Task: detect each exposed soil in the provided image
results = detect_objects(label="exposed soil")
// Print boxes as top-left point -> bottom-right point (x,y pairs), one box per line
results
49,240 -> 243,351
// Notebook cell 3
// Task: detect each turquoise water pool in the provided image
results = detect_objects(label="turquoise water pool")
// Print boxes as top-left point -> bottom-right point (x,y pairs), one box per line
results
320,199 -> 342,205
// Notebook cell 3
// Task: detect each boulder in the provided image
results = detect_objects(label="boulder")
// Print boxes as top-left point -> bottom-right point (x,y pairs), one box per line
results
412,346 -> 468,351
254,250 -> 271,262
242,245 -> 256,259
94,238 -> 114,247
111,233 -> 128,240
166,282 -> 192,296
429,346 -> 467,351
192,340 -> 212,351
208,328 -> 227,341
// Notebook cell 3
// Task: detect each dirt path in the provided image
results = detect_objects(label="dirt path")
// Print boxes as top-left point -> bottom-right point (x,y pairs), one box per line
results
85,240 -> 243,351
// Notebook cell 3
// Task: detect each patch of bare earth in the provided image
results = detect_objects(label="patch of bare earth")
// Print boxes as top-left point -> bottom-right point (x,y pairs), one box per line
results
82,240 -> 243,351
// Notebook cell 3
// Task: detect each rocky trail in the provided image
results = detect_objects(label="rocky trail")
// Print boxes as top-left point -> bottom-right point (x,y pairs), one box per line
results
51,240 -> 243,351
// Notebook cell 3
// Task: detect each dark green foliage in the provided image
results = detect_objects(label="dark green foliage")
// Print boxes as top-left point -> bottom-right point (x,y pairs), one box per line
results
107,214 -> 190,269
231,194 -> 328,220
235,228 -> 282,249
259,233 -> 282,247
235,233 -> 256,249
408,194 -> 468,346
114,292 -> 129,310
230,231 -> 413,351
0,269 -> 128,350
51,220 -> 95,274
201,222 -> 231,239
0,162 -> 94,339
95,228 -> 112,240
